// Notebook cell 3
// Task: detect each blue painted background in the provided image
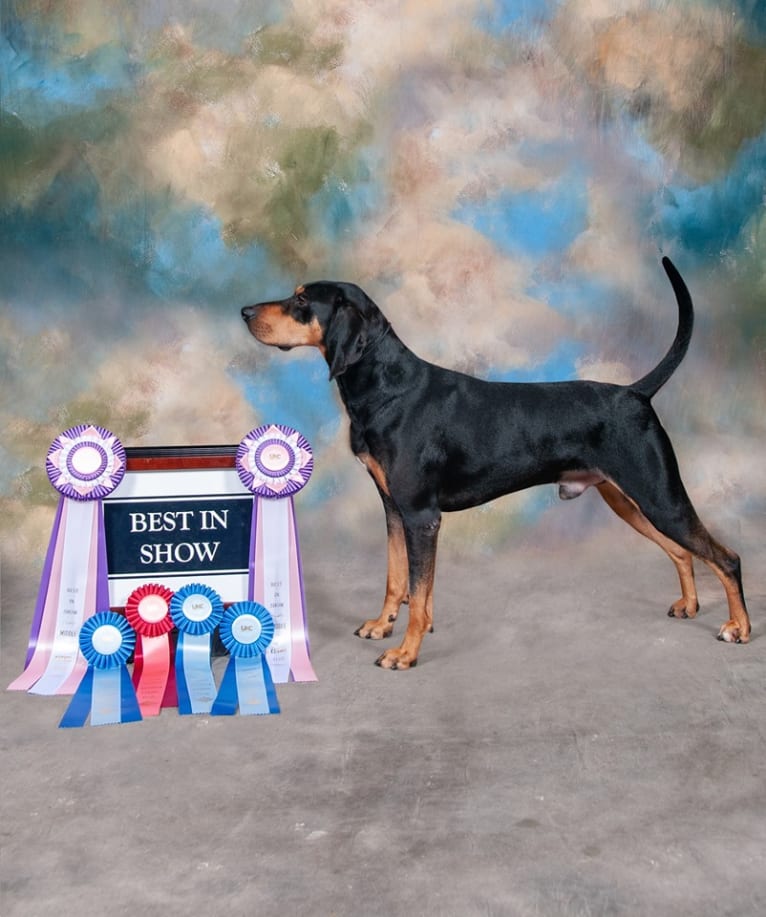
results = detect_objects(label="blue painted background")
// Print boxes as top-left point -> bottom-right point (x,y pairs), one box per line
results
1,0 -> 764,564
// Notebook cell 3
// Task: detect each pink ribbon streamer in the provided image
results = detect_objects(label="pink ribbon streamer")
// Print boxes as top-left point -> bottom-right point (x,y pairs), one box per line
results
126,584 -> 177,716
8,500 -> 102,694
251,496 -> 317,683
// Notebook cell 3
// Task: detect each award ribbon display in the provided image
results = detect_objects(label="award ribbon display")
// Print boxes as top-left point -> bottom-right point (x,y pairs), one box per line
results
211,602 -> 280,716
9,425 -> 126,696
59,612 -> 142,727
236,425 -> 317,683
170,584 -> 224,715
125,584 -> 177,716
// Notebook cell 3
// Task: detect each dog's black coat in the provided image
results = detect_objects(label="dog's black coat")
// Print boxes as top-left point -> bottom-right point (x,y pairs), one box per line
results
242,259 -> 750,667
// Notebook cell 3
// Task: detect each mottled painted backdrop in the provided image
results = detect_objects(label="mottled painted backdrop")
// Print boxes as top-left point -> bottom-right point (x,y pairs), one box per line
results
2,0 -> 765,573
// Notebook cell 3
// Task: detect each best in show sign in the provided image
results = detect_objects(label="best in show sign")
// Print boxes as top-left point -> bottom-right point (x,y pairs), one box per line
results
103,446 -> 253,607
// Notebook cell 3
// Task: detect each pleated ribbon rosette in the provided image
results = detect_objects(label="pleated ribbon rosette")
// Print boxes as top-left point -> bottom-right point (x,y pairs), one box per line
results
59,612 -> 142,727
9,425 -> 126,695
236,424 -> 317,684
125,584 -> 177,716
211,602 -> 280,716
170,584 -> 224,715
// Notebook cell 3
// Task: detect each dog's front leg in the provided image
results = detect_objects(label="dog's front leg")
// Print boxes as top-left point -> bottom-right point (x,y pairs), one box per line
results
355,493 -> 409,640
375,510 -> 441,670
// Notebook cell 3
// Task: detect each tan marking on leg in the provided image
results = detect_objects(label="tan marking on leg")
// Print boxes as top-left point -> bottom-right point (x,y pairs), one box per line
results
704,556 -> 751,643
358,453 -> 390,497
355,511 -> 408,640
376,579 -> 432,670
376,519 -> 439,670
597,481 -> 699,617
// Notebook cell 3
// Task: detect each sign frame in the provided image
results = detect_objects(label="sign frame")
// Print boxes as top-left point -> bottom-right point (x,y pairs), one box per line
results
103,445 -> 254,609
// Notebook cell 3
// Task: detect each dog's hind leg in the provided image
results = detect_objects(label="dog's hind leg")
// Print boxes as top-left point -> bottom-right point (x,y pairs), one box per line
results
596,480 -> 699,619
354,491 -> 409,641
597,476 -> 750,643
685,531 -> 751,644
375,509 -> 441,670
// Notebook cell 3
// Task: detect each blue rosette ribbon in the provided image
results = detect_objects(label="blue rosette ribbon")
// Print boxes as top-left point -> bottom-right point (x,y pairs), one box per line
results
211,602 -> 280,716
59,612 -> 142,728
170,584 -> 224,715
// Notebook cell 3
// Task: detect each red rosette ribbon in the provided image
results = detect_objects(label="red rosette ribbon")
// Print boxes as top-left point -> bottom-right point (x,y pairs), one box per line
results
124,584 -> 177,716
125,584 -> 175,637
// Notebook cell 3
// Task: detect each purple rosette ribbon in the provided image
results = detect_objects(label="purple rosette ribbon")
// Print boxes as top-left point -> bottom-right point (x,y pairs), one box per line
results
236,425 -> 317,684
9,425 -> 126,696
236,423 -> 313,499
210,602 -> 280,716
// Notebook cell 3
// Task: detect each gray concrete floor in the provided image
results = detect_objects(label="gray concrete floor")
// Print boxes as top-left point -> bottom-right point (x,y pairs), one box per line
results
2,502 -> 765,917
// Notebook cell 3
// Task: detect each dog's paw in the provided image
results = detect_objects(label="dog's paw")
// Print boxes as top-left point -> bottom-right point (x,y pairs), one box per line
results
667,598 -> 699,619
354,618 -> 394,640
375,647 -> 417,670
717,620 -> 750,644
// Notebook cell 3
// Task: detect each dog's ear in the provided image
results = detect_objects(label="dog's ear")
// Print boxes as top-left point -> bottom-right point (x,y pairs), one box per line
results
324,296 -> 368,379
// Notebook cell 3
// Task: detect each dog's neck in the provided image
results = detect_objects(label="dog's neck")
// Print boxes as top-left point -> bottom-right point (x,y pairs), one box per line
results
334,328 -> 417,447
357,320 -> 392,361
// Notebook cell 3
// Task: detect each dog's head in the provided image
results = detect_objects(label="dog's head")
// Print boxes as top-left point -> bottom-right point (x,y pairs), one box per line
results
241,281 -> 390,379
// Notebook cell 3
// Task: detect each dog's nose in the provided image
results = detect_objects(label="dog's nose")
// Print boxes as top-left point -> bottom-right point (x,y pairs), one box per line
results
241,305 -> 256,322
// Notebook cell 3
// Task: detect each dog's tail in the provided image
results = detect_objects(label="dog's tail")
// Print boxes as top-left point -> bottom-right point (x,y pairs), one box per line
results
629,257 -> 694,400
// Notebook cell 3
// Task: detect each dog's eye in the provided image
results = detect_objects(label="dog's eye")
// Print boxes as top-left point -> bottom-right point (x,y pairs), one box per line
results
291,299 -> 312,323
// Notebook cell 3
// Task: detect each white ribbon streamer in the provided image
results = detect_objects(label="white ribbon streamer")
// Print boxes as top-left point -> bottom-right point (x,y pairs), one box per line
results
29,500 -> 97,695
259,498 -> 292,683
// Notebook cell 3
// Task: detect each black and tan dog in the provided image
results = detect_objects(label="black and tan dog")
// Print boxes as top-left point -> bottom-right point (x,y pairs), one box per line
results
241,258 -> 750,669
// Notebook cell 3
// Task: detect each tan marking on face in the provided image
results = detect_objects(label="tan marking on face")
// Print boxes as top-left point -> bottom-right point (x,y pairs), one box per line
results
294,285 -> 305,295
245,305 -> 324,348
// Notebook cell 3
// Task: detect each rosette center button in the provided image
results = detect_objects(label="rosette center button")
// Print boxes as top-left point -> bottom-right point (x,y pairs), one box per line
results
183,595 -> 213,623
70,444 -> 105,476
265,446 -> 289,470
138,595 -> 170,624
90,625 -> 123,656
233,614 -> 262,644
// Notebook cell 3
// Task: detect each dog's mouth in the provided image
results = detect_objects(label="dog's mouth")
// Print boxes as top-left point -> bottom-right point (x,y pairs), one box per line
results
241,305 -> 315,352
245,315 -> 279,344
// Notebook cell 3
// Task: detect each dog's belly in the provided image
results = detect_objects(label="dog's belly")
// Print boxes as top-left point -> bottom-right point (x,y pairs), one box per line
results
434,439 -> 609,511
437,465 -> 595,512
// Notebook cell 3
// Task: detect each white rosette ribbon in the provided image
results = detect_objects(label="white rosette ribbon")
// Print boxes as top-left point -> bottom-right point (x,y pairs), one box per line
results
236,425 -> 317,684
9,425 -> 126,696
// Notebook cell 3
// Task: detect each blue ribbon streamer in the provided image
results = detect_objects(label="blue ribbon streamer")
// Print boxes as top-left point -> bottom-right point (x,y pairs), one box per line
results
211,603 -> 280,716
235,654 -> 280,715
59,668 -> 95,728
176,632 -> 218,715
210,654 -> 280,716
171,584 -> 223,716
210,655 -> 239,716
90,667 -> 124,726
119,665 -> 143,723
